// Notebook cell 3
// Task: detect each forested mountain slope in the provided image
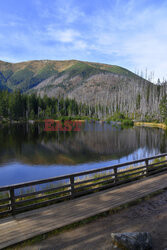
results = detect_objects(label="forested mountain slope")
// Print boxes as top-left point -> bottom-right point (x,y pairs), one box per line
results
0,59 -> 166,119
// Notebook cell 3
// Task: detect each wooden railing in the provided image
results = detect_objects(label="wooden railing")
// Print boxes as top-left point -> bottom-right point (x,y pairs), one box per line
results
0,153 -> 167,217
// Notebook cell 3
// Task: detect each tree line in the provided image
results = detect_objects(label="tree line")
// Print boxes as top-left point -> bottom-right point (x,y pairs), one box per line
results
0,90 -> 96,121
0,89 -> 166,122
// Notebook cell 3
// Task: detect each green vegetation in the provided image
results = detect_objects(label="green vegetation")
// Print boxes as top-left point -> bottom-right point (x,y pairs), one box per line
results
160,95 -> 167,122
107,112 -> 126,121
165,119 -> 167,126
0,90 -> 95,121
6,65 -> 58,91
0,60 -> 139,92
64,61 -> 103,79
0,60 -> 167,123
121,119 -> 134,126
0,89 -> 166,126
152,156 -> 166,164
99,64 -> 139,78
106,112 -> 134,126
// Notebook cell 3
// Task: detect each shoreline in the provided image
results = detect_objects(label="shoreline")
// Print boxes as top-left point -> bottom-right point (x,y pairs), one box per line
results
1,119 -> 166,129
0,119 -> 86,124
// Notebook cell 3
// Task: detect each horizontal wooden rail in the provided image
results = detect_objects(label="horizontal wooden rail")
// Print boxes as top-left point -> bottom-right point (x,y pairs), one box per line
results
0,153 -> 167,217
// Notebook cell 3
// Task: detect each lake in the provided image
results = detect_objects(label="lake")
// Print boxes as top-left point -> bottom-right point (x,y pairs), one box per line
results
0,122 -> 166,186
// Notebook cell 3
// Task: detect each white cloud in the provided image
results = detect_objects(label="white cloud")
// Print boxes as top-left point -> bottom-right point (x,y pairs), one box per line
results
73,40 -> 87,49
57,2 -> 85,24
81,0 -> 167,80
34,0 -> 85,24
47,27 -> 81,43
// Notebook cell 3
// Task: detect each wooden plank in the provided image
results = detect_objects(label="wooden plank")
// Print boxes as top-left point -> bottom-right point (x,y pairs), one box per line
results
117,165 -> 145,175
0,171 -> 166,249
148,164 -> 167,172
0,210 -> 10,217
117,170 -> 146,179
74,172 -> 115,186
0,197 -> 10,203
0,203 -> 10,209
0,182 -> 164,234
15,183 -> 71,199
74,177 -> 115,191
15,194 -> 71,212
9,188 -> 15,215
72,174 -> 145,197
148,166 -> 167,176
15,189 -> 71,206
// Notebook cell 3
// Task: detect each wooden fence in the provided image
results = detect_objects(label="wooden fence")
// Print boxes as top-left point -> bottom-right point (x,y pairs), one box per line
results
0,153 -> 167,217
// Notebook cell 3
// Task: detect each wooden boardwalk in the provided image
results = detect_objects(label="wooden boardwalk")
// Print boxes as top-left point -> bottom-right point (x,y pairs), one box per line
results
0,171 -> 167,249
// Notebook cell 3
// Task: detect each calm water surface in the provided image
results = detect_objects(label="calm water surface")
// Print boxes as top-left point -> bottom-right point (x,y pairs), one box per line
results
0,122 -> 167,186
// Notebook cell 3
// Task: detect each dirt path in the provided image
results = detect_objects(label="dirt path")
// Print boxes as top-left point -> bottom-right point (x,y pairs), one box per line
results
19,190 -> 167,250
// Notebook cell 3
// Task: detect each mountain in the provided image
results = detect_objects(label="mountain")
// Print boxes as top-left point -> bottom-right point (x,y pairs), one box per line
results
0,59 -> 166,119
0,59 -> 138,91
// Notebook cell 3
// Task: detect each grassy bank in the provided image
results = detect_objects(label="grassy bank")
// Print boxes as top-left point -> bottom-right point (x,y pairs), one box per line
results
134,122 -> 167,130
106,113 -> 134,127
0,115 -> 97,124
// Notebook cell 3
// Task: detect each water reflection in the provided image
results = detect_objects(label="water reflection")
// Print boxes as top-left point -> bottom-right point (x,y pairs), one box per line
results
0,122 -> 166,185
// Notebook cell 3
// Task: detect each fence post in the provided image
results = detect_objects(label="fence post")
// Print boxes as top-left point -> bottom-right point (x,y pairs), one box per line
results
114,167 -> 118,183
145,159 -> 149,176
70,176 -> 75,198
9,187 -> 15,215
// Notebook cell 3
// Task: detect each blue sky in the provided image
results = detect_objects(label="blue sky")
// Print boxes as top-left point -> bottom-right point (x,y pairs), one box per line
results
0,0 -> 167,80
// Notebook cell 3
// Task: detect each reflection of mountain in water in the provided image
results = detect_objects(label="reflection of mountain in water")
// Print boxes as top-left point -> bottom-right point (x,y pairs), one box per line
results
0,122 -> 166,165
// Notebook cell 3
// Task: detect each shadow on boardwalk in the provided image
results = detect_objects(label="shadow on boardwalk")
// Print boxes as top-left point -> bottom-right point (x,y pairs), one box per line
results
23,190 -> 167,250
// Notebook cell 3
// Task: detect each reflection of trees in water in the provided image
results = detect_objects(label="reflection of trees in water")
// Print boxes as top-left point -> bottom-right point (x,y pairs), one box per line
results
0,123 -> 166,165
66,126 -> 167,157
